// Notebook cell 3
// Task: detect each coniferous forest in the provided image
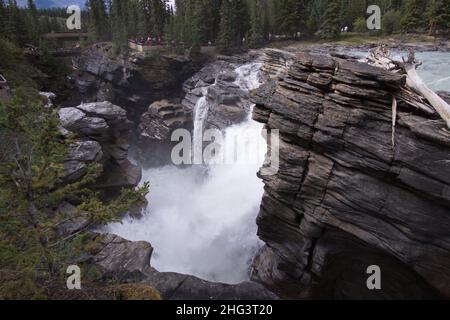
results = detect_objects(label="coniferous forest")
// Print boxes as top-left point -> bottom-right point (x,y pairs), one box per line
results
1,0 -> 449,53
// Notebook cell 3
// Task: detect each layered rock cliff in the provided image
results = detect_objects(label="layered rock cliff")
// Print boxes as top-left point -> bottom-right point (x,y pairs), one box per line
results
68,42 -> 200,121
59,101 -> 141,190
251,50 -> 450,299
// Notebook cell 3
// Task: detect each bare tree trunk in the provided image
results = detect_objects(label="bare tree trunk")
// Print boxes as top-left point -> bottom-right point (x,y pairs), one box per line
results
367,46 -> 450,129
404,63 -> 450,129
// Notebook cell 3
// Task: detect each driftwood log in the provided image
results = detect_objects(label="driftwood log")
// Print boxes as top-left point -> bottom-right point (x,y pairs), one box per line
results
368,46 -> 450,129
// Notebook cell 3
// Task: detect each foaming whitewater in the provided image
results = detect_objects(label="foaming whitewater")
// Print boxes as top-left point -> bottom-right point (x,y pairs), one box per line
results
104,62 -> 266,284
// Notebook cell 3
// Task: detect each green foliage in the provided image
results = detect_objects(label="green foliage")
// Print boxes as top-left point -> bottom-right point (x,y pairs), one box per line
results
401,0 -> 426,33
275,0 -> 310,37
248,0 -> 264,48
353,17 -> 367,33
88,0 -> 110,42
217,0 -> 249,53
0,91 -> 149,299
0,37 -> 20,69
382,10 -> 401,35
426,0 -> 450,35
318,0 -> 341,40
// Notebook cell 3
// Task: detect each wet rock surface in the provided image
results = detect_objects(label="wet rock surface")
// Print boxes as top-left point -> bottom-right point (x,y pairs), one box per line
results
67,43 -> 200,121
143,269 -> 279,300
59,101 -> 141,189
181,53 -> 260,131
137,99 -> 193,166
251,49 -> 450,299
75,231 -> 278,300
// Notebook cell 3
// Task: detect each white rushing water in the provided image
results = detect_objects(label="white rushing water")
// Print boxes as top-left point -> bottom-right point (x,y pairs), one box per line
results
104,62 -> 266,284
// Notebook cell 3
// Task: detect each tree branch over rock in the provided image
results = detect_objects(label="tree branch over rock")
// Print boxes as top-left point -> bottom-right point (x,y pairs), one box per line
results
367,45 -> 450,130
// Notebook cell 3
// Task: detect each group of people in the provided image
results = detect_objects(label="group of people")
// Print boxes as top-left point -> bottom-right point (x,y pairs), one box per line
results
129,36 -> 163,46
341,26 -> 350,32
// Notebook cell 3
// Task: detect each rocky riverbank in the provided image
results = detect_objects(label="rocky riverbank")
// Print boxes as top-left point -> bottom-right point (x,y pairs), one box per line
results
250,48 -> 450,299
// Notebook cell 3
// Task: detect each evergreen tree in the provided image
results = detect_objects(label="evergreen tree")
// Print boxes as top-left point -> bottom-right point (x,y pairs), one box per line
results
26,0 -> 39,44
0,92 -> 149,298
137,0 -> 150,38
401,0 -> 424,33
127,0 -> 139,38
5,1 -> 21,43
248,0 -> 264,48
111,0 -> 129,51
318,0 -> 341,40
88,0 -> 109,41
0,0 -> 6,38
217,0 -> 237,52
340,0 -> 366,30
276,0 -> 309,38
191,0 -> 206,53
149,0 -> 167,37
203,0 -> 221,44
427,0 -> 450,35
307,0 -> 328,35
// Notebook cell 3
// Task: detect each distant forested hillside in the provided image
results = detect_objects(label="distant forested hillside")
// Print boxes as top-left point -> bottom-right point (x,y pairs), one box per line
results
2,0 -> 450,55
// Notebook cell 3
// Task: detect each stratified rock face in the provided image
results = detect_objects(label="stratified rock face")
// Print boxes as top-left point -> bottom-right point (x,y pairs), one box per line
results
137,99 -> 192,166
59,101 -> 141,189
251,51 -> 450,299
139,99 -> 192,142
68,43 -> 200,120
261,49 -> 295,78
181,55 -> 256,131
64,140 -> 103,183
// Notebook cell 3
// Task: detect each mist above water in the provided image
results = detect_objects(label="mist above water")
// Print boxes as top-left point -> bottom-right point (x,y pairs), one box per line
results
104,62 -> 266,284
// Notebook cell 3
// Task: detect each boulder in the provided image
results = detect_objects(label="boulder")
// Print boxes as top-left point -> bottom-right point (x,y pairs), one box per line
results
59,101 -> 141,189
64,140 -> 103,183
86,233 -> 153,279
54,202 -> 90,237
59,107 -> 110,137
142,270 -> 279,300
76,101 -> 127,122
95,159 -> 142,189
80,232 -> 278,300
138,99 -> 192,166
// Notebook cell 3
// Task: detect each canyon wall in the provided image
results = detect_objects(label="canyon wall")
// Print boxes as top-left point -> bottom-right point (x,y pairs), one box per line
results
251,49 -> 450,299
68,43 -> 201,121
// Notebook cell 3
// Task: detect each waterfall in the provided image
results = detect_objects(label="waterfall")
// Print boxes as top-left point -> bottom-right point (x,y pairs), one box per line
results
192,94 -> 209,164
234,62 -> 262,91
104,61 -> 266,284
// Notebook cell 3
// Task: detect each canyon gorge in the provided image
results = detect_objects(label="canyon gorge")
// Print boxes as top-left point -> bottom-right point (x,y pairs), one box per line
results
56,42 -> 450,300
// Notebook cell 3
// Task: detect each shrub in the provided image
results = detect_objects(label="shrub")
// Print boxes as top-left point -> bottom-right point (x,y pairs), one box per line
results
353,17 -> 368,33
382,10 -> 401,35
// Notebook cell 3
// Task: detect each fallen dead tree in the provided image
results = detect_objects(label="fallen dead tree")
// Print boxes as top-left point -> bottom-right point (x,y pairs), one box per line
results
367,45 -> 450,129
